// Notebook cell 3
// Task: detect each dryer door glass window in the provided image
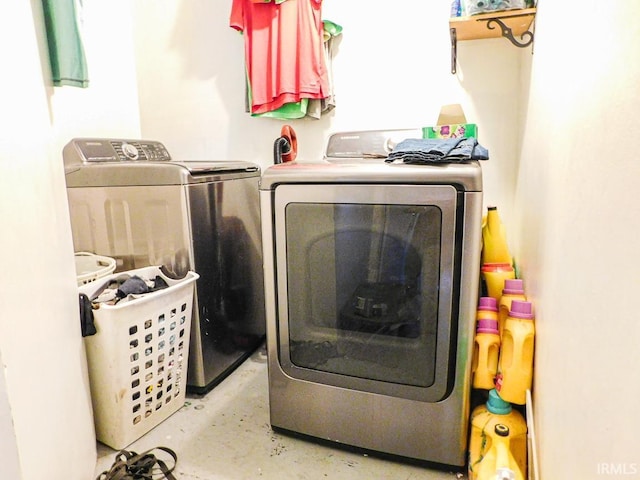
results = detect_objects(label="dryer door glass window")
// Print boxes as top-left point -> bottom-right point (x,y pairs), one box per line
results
274,184 -> 459,399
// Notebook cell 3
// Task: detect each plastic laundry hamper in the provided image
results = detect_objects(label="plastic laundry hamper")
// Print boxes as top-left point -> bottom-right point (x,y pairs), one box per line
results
74,251 -> 116,286
79,266 -> 199,450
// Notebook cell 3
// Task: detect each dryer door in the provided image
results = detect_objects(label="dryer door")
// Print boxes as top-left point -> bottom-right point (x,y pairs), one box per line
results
273,183 -> 461,402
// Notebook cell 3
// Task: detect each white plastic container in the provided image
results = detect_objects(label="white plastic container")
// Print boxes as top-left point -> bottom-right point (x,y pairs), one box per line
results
79,266 -> 199,449
74,251 -> 116,286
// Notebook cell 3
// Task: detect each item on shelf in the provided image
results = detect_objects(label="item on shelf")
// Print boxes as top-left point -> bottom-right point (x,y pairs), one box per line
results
464,0 -> 526,16
469,389 -> 527,480
495,300 -> 535,405
498,278 -> 527,337
450,0 -> 462,17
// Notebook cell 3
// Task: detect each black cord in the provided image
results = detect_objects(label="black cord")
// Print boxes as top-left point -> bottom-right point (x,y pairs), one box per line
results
273,136 -> 291,164
96,446 -> 178,480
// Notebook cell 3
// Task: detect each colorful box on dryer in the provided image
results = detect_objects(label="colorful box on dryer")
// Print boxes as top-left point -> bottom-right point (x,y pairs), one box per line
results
422,123 -> 478,139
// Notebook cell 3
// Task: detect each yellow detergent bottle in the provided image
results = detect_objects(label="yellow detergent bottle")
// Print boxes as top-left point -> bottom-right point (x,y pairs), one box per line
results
498,279 -> 527,338
482,206 -> 512,265
471,298 -> 500,390
475,424 -> 525,480
476,296 -> 498,322
495,300 -> 535,405
481,263 -> 515,300
468,389 -> 527,480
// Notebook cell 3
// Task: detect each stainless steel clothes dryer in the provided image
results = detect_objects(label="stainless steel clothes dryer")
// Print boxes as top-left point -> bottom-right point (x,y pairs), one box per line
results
260,129 -> 482,466
64,138 -> 265,394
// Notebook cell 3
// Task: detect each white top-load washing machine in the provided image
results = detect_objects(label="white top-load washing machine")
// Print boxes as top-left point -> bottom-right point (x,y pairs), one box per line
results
260,129 -> 483,467
64,138 -> 265,394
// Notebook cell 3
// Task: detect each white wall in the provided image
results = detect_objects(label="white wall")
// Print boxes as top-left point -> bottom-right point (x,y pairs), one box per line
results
0,351 -> 21,480
515,2 -> 640,478
0,1 -> 141,479
131,0 -> 525,221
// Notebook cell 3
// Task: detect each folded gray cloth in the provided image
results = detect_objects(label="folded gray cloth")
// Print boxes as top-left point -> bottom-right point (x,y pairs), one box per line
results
91,273 -> 170,305
385,137 -> 489,164
116,275 -> 149,299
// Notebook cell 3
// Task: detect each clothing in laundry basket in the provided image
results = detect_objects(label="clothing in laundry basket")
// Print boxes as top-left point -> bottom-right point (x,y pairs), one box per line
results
91,274 -> 169,305
79,274 -> 171,338
385,137 -> 489,164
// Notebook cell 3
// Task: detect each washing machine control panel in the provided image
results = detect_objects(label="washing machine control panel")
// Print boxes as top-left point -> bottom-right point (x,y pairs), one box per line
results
70,138 -> 172,164
324,129 -> 422,162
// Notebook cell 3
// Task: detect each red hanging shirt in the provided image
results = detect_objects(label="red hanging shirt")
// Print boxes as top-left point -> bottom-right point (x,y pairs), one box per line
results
230,0 -> 329,114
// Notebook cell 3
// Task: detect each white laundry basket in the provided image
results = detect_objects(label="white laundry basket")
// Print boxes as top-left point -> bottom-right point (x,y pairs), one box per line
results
79,266 -> 199,450
75,251 -> 116,286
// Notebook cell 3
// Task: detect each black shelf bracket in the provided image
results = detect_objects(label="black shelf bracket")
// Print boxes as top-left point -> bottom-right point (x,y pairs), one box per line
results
450,27 -> 458,74
449,12 -> 535,75
485,16 -> 534,48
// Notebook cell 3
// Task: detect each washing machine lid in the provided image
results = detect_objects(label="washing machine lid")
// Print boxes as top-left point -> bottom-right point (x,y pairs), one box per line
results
63,138 -> 259,187
174,161 -> 258,175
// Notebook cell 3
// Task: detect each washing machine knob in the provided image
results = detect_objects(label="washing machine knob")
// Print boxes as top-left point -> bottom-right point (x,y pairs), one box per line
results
122,142 -> 139,160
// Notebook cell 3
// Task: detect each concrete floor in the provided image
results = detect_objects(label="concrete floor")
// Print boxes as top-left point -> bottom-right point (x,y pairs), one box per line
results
94,343 -> 466,479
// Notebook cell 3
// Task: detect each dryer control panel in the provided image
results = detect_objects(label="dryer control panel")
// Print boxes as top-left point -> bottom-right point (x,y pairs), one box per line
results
64,138 -> 171,170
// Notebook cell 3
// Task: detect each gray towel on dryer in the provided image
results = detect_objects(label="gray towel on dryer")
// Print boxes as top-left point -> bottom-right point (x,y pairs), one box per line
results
385,137 -> 489,164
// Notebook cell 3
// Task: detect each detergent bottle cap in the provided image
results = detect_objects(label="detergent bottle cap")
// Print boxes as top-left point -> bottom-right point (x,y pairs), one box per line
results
503,279 -> 525,295
478,297 -> 498,311
481,263 -> 513,273
477,319 -> 499,334
509,300 -> 534,319
486,389 -> 512,415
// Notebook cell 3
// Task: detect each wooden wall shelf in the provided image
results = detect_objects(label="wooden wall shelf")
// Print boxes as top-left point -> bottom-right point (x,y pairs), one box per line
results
449,7 -> 536,74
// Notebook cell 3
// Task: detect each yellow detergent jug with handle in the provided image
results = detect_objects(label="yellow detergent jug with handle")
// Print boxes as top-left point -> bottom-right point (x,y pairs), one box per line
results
482,206 -> 512,265
495,300 -> 535,405
498,279 -> 527,338
468,389 -> 527,480
471,298 -> 500,390
475,424 -> 525,480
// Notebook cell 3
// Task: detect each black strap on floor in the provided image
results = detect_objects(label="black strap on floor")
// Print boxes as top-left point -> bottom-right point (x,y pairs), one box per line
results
96,446 -> 178,480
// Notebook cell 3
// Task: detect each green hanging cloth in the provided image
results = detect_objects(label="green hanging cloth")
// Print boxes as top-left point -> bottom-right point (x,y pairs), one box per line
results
41,0 -> 89,88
